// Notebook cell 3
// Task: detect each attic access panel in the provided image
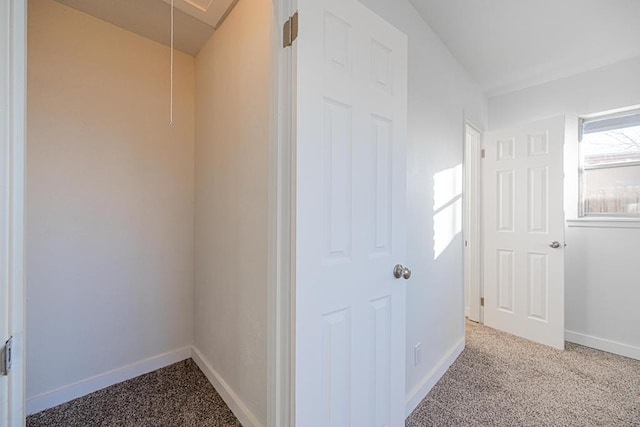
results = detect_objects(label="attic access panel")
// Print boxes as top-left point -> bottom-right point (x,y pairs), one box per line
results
53,0 -> 237,55
160,0 -> 238,29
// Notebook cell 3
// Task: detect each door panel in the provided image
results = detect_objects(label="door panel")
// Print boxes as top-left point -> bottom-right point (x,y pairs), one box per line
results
295,0 -> 408,425
483,117 -> 565,349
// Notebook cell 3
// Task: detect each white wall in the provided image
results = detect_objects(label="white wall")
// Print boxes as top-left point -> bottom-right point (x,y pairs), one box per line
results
489,56 -> 640,131
564,225 -> 640,358
193,0 -> 271,424
488,56 -> 640,359
357,0 -> 487,413
27,0 -> 195,408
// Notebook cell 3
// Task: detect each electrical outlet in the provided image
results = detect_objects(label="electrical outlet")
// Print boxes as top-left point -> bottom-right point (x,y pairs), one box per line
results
414,342 -> 422,366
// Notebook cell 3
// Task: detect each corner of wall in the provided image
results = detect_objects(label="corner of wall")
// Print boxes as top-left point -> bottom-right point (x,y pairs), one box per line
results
190,346 -> 264,427
26,347 -> 192,416
565,331 -> 640,361
404,337 -> 464,418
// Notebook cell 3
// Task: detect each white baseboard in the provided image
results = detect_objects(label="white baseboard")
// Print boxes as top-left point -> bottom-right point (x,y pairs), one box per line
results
26,346 -> 192,415
565,330 -> 640,361
191,346 -> 263,427
404,337 -> 465,417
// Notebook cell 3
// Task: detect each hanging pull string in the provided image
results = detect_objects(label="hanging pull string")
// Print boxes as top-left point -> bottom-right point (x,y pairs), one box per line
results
170,0 -> 174,126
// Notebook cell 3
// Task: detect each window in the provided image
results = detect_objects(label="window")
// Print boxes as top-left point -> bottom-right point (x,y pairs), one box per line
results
580,110 -> 640,217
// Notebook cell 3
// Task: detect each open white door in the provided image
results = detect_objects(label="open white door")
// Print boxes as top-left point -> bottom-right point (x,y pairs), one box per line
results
1,1 -> 27,425
482,117 -> 565,349
293,0 -> 408,425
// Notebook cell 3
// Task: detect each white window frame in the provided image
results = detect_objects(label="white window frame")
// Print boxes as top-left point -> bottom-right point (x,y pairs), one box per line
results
578,108 -> 640,219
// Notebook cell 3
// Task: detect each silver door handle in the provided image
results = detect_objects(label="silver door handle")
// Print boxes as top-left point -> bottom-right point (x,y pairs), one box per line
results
394,264 -> 412,280
548,241 -> 561,249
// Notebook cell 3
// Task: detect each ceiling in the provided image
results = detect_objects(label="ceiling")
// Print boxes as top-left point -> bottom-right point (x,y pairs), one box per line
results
54,0 -> 237,56
408,0 -> 640,96
54,0 -> 640,95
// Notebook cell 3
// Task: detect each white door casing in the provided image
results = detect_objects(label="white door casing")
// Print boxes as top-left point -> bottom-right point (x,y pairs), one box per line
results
1,0 -> 27,425
0,0 -> 9,416
266,0 -> 294,426
464,123 -> 481,323
483,117 -> 565,349
267,1 -> 295,427
294,0 -> 408,425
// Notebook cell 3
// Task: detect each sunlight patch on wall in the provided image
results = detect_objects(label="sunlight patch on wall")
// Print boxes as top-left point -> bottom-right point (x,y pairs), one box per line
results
433,164 -> 463,259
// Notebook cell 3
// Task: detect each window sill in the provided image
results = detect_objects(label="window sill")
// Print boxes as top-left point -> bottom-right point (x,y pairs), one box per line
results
566,218 -> 640,229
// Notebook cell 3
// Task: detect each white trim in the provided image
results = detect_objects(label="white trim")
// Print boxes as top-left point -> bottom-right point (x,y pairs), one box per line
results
266,1 -> 295,427
582,160 -> 640,171
0,1 -> 10,420
191,346 -> 264,427
26,346 -> 192,415
1,0 -> 27,425
404,337 -> 465,417
566,218 -> 640,229
565,330 -> 640,361
463,122 -> 482,323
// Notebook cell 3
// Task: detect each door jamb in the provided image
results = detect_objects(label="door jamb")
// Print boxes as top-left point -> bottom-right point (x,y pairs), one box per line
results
12,0 -> 296,424
267,0 -> 296,425
463,121 -> 482,323
1,0 -> 27,424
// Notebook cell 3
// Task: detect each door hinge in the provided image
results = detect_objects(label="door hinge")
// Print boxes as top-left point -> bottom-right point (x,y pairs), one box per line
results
1,336 -> 13,376
481,149 -> 486,158
480,297 -> 485,307
283,11 -> 299,48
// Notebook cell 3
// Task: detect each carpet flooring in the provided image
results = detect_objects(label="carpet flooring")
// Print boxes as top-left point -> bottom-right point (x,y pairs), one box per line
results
26,359 -> 241,427
406,321 -> 640,427
27,323 -> 640,426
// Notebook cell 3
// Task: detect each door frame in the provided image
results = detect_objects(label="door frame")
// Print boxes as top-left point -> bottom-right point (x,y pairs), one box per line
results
463,120 -> 482,323
1,0 -> 27,425
11,0 -> 295,425
267,0 -> 296,426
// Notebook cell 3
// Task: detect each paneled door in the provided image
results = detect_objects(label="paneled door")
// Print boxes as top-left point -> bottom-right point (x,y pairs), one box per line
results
483,117 -> 566,349
294,0 -> 409,425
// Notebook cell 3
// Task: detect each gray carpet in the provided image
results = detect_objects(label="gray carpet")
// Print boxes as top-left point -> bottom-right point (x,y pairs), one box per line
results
27,325 -> 640,427
27,359 -> 241,427
407,321 -> 640,427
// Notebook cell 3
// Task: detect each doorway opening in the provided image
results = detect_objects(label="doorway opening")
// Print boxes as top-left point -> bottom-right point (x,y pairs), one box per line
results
463,122 -> 482,324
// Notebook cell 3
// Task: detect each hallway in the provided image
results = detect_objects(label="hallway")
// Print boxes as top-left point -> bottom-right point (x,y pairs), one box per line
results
407,322 -> 640,426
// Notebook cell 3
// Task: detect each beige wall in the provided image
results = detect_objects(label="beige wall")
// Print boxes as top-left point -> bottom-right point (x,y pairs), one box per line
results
27,0 -> 195,402
193,0 -> 271,424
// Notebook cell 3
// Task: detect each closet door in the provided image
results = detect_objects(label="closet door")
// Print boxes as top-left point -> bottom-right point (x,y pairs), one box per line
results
294,0 -> 409,425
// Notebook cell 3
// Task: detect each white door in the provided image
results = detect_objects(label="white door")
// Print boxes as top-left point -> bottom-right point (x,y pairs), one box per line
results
294,0 -> 408,425
482,117 -> 565,349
